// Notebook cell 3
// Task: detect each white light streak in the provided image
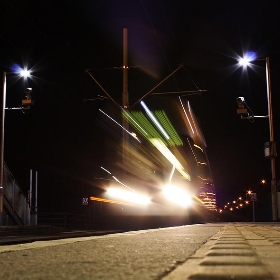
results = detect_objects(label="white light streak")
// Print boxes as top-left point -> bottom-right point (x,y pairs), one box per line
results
123,111 -> 148,136
140,101 -> 170,140
99,109 -> 141,143
178,96 -> 194,134
100,166 -> 111,174
111,176 -> 135,192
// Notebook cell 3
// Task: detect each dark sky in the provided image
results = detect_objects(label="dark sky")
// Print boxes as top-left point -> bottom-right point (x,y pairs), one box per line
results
1,0 -> 280,212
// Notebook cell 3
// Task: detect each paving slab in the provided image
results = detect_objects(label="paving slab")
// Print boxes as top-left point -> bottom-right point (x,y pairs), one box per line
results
163,223 -> 280,280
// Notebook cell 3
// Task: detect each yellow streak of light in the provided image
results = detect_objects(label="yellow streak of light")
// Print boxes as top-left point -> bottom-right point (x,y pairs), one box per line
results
192,195 -> 204,205
89,196 -> 133,206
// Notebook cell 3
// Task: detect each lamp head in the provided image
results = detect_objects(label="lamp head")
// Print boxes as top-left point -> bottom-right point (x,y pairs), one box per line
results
237,97 -> 245,103
20,69 -> 31,78
236,97 -> 248,115
238,51 -> 257,67
236,97 -> 246,108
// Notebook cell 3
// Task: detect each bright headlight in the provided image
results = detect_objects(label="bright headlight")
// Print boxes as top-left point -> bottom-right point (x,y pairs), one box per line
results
163,185 -> 192,208
107,187 -> 151,205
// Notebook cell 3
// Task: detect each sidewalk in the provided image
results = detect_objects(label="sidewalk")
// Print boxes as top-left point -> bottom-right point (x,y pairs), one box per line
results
163,223 -> 280,280
0,225 -> 124,245
0,223 -> 279,279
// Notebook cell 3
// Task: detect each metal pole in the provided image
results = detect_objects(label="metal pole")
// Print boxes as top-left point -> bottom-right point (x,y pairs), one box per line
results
122,28 -> 129,109
35,170 -> 38,225
122,28 -> 129,163
266,57 -> 278,221
252,200 -> 255,222
30,169 -> 33,208
0,72 -> 6,225
35,171 -> 38,210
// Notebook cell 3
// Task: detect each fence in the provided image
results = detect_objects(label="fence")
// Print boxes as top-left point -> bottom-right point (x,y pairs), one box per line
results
3,163 -> 30,225
38,212 -> 95,229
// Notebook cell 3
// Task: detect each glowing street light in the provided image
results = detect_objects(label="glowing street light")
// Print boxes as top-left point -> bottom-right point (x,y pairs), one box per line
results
246,190 -> 257,222
0,68 -> 31,224
20,68 -> 31,78
238,52 -> 257,67
237,54 -> 278,221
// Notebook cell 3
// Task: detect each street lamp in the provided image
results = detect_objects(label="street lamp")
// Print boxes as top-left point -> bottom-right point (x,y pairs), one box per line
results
238,54 -> 278,221
246,190 -> 257,222
0,69 -> 31,224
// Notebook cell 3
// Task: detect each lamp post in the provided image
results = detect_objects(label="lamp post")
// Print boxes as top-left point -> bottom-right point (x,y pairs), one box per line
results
0,72 -> 7,223
238,56 -> 278,221
265,57 -> 278,221
0,69 -> 31,225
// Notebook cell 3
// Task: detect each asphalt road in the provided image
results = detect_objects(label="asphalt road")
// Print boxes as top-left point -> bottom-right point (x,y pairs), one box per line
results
0,224 -> 222,280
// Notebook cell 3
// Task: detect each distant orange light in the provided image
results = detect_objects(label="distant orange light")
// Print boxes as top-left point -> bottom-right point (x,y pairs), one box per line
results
89,196 -> 133,206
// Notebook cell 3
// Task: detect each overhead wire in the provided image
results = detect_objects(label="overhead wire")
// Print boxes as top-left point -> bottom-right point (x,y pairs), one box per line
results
140,0 -> 181,91
140,0 -> 201,92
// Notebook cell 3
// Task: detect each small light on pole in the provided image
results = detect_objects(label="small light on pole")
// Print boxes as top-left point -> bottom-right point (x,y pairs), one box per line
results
261,179 -> 266,185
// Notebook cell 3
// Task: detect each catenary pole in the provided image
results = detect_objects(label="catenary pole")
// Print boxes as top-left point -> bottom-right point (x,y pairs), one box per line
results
0,72 -> 7,225
266,57 -> 278,221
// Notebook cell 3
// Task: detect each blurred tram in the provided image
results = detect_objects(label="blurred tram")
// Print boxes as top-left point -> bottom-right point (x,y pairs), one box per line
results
90,93 -> 217,229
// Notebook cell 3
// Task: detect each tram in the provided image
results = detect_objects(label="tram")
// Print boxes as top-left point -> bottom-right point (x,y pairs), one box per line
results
88,93 -> 217,229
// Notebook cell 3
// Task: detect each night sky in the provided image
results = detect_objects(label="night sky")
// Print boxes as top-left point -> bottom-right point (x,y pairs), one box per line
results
1,0 -> 280,213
